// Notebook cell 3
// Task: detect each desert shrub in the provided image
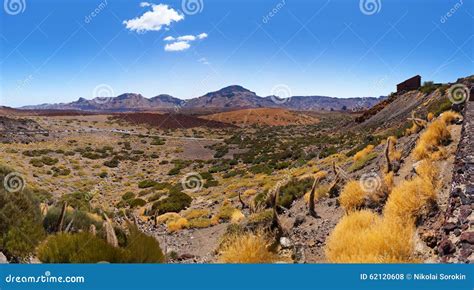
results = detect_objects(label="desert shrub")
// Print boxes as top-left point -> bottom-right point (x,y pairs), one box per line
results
413,117 -> 452,160
30,158 -> 44,167
138,179 -> 158,189
38,225 -> 165,263
167,218 -> 189,232
151,187 -> 192,215
122,192 -> 136,200
384,160 -> 438,221
0,184 -> 45,262
353,145 -> 374,162
104,158 -> 120,168
155,212 -> 181,224
128,198 -> 147,208
214,201 -> 238,223
230,210 -> 245,224
325,210 -> 415,263
278,177 -> 314,208
60,192 -> 91,211
419,81 -> 439,95
43,207 -> 102,233
41,156 -> 59,166
147,191 -> 167,203
51,166 -> 71,176
188,218 -> 212,229
338,180 -> 367,212
427,112 -> 434,122
218,231 -> 278,263
124,224 -> 165,263
37,232 -> 125,263
150,137 -> 165,145
183,209 -> 210,220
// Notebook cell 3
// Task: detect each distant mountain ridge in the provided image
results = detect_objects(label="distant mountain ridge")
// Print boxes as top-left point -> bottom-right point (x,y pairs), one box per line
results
20,85 -> 384,112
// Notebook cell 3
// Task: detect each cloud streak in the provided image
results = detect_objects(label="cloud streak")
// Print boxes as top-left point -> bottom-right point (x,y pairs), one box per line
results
123,3 -> 184,33
163,32 -> 208,52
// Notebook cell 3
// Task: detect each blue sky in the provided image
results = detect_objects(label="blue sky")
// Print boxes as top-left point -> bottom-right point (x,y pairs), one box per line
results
0,0 -> 473,107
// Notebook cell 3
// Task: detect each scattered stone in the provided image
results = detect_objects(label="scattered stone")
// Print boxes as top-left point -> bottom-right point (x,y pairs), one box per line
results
293,215 -> 305,228
0,252 -> 8,264
178,253 -> 195,261
438,239 -> 456,255
460,232 -> 474,244
280,237 -> 293,249
443,222 -> 457,232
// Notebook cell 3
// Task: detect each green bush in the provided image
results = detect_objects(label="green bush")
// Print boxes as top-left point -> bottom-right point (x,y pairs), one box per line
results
60,192 -> 91,211
37,232 -> 126,263
278,177 -> 314,208
38,226 -> 165,263
0,169 -> 45,262
138,179 -> 158,189
122,192 -> 136,201
128,198 -> 146,208
42,207 -> 102,233
151,187 -> 192,215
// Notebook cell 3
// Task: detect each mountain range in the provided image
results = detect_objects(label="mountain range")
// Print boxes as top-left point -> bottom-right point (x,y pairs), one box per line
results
20,85 -> 384,112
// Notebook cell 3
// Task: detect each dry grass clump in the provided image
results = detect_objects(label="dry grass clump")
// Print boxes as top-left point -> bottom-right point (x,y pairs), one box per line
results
325,210 -> 416,263
427,112 -> 434,122
218,231 -> 278,263
156,212 -> 181,224
405,122 -> 421,136
353,145 -> 374,162
439,111 -> 461,124
167,217 -> 189,232
413,118 -> 451,160
183,209 -> 210,220
230,210 -> 245,224
338,180 -> 367,212
384,160 -> 438,221
243,189 -> 257,196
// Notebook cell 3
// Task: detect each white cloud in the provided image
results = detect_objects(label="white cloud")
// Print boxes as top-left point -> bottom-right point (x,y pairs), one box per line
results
164,41 -> 191,51
198,57 -> 210,65
197,33 -> 208,39
162,32 -> 208,52
177,35 -> 196,41
140,2 -> 151,7
123,4 -> 184,33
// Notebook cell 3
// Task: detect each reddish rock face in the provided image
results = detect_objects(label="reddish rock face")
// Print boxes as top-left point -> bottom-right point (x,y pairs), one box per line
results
396,75 -> 421,93
438,239 -> 456,255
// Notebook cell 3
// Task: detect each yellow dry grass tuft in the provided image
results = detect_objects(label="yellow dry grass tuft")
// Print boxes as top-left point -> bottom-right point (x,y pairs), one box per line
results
387,136 -> 402,163
218,231 -> 278,263
230,210 -> 245,224
440,111 -> 461,124
243,189 -> 257,196
156,212 -> 181,224
427,112 -> 434,122
338,180 -> 367,212
325,210 -> 416,263
384,160 -> 438,222
353,145 -> 374,162
413,118 -> 451,160
167,217 -> 189,232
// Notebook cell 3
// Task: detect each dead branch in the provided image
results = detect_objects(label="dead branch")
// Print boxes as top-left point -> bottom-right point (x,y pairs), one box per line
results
103,213 -> 118,247
238,191 -> 248,210
308,178 -> 321,218
55,202 -> 67,233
